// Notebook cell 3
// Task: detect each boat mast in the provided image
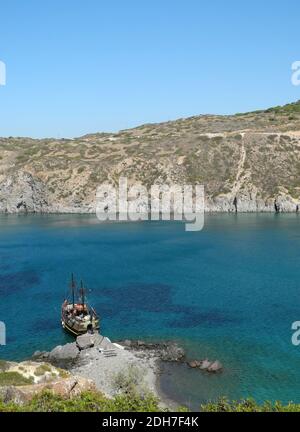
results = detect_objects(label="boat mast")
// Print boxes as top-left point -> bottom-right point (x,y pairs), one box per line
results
80,280 -> 85,306
71,273 -> 75,307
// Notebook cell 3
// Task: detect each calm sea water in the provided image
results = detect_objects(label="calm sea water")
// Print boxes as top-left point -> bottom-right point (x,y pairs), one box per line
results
1,213 -> 300,408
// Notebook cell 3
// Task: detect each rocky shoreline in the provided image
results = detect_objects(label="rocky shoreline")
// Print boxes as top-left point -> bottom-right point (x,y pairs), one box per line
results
0,167 -> 299,214
30,334 -> 222,408
0,334 -> 223,408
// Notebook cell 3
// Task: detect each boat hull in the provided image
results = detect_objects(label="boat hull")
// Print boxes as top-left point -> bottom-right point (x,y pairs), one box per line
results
61,318 -> 100,336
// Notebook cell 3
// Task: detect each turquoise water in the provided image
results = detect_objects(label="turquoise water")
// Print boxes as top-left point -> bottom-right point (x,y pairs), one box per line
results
1,213 -> 300,408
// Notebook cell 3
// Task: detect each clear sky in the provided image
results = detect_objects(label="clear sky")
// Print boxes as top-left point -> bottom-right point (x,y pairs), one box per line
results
0,0 -> 300,138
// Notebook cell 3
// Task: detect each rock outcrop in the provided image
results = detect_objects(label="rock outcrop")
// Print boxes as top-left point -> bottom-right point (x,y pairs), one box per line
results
187,358 -> 223,373
76,333 -> 105,350
119,340 -> 185,362
33,343 -> 79,369
0,171 -> 49,213
207,360 -> 223,373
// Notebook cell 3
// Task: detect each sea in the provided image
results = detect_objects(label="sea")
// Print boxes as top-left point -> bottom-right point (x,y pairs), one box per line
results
1,213 -> 300,409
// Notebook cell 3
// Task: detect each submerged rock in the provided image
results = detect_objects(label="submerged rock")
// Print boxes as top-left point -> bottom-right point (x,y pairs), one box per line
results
199,359 -> 212,370
187,360 -> 201,368
187,358 -> 223,373
207,360 -> 223,373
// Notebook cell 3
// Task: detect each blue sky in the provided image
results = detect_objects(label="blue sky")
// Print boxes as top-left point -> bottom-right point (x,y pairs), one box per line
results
0,0 -> 300,138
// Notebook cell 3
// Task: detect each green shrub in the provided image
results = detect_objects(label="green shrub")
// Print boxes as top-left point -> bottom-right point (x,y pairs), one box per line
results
113,365 -> 146,396
201,398 -> 300,412
3,392 -> 300,412
0,372 -> 34,386
57,368 -> 69,378
34,364 -> 52,376
0,390 -> 161,412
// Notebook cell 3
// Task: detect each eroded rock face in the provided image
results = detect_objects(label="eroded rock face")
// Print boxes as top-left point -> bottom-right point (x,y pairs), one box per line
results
0,171 -> 49,213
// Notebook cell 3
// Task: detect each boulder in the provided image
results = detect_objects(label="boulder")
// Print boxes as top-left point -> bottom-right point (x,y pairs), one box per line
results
76,334 -> 95,350
187,360 -> 201,368
48,343 -> 79,368
32,351 -> 49,361
199,359 -> 212,370
207,360 -> 223,373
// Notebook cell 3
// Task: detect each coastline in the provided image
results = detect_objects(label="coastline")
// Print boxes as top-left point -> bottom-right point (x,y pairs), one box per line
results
29,335 -> 188,410
154,362 -> 180,410
0,208 -> 300,215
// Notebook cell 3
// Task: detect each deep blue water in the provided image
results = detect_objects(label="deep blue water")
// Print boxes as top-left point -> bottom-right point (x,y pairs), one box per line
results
1,213 -> 300,408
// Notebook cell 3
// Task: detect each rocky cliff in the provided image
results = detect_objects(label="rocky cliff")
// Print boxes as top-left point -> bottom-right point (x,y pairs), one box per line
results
1,101 -> 300,213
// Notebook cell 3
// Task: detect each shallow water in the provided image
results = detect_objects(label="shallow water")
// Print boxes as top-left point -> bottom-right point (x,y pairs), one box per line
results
1,213 -> 300,408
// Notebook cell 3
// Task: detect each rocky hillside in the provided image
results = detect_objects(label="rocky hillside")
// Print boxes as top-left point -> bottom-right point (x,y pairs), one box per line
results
0,359 -> 95,405
1,101 -> 300,213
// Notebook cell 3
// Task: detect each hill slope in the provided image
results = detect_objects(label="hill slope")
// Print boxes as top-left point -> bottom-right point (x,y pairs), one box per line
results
1,101 -> 300,213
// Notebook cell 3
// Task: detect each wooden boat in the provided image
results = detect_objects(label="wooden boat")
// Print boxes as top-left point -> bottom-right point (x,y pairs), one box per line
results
61,274 -> 100,336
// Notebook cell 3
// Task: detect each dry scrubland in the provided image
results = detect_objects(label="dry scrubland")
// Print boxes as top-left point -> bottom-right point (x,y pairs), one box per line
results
1,101 -> 300,212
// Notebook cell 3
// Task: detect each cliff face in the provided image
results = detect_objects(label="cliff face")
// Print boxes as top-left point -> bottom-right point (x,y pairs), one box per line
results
1,101 -> 300,213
